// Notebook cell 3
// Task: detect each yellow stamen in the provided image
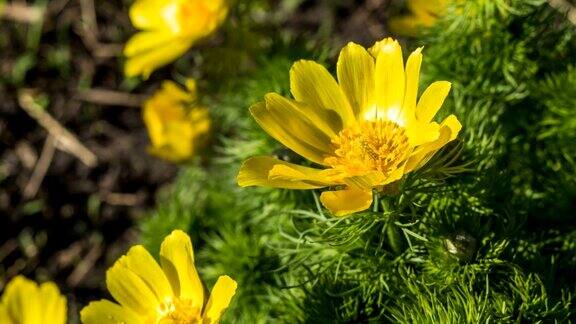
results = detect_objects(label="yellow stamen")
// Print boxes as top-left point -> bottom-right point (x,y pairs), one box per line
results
325,120 -> 409,177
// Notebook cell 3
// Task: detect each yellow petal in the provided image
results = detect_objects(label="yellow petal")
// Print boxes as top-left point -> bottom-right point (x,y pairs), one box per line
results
39,282 -> 67,324
405,121 -> 441,147
237,156 -> 336,189
442,114 -> 462,141
106,256 -> 159,314
185,78 -> 198,96
125,36 -> 193,78
129,0 -> 173,30
124,31 -> 178,58
370,38 -> 405,124
142,99 -> 165,148
290,60 -> 355,128
143,102 -> 195,161
142,81 -> 209,162
389,0 -> 439,37
416,81 -> 452,123
187,107 -> 211,136
2,276 -> 40,324
405,115 -> 461,172
403,47 -> 423,120
121,245 -> 174,303
147,146 -> 188,162
268,164 -> 339,185
129,0 -> 228,34
320,187 -> 373,216
161,80 -> 194,102
383,163 -> 407,185
0,304 -> 12,324
410,0 -> 446,18
200,0 -> 228,13
336,42 -> 375,118
160,230 -> 204,309
151,122 -> 195,161
265,93 -> 334,149
342,166 -> 407,188
81,300 -> 142,324
202,276 -> 238,324
268,92 -> 338,138
343,171 -> 385,190
250,100 -> 332,165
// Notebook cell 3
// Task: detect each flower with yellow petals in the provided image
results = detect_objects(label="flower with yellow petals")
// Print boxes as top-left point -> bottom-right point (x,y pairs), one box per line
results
143,79 -> 211,162
389,0 -> 452,37
237,38 -> 462,217
81,230 -> 238,324
0,275 -> 67,324
125,0 -> 229,78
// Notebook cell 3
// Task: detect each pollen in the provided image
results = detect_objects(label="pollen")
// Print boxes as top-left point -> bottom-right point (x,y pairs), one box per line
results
324,120 -> 410,177
156,297 -> 202,324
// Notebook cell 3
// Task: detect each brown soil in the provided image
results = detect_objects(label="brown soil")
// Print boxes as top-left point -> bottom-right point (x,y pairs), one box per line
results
0,0 -> 393,315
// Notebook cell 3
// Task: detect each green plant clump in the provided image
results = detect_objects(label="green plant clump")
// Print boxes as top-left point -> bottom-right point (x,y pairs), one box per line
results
140,0 -> 576,322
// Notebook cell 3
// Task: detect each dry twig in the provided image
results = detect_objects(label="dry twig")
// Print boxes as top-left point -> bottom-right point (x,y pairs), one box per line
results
76,88 -> 145,108
549,0 -> 576,25
23,136 -> 56,199
101,192 -> 146,206
0,3 -> 44,23
67,240 -> 102,287
77,0 -> 123,58
15,141 -> 38,170
18,90 -> 98,167
55,241 -> 84,269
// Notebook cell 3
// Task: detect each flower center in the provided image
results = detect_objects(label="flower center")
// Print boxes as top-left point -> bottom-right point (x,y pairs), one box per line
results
156,297 -> 202,324
324,120 -> 410,177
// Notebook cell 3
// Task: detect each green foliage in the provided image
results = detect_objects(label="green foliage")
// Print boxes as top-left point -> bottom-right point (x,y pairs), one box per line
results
140,0 -> 576,322
387,271 -> 573,323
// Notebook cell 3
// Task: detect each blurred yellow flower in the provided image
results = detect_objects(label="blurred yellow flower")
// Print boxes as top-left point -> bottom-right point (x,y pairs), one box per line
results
143,79 -> 211,162
0,276 -> 67,324
389,0 -> 452,36
125,0 -> 229,78
81,230 -> 237,324
237,38 -> 461,217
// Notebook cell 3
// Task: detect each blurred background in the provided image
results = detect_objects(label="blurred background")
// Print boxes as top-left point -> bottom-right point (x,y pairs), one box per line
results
2,0 -> 576,322
0,0 -> 397,315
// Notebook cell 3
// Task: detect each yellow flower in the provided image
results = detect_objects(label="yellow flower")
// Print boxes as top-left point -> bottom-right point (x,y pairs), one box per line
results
389,0 -> 452,36
237,38 -> 461,217
0,276 -> 67,324
125,0 -> 229,78
81,230 -> 238,324
143,79 -> 211,162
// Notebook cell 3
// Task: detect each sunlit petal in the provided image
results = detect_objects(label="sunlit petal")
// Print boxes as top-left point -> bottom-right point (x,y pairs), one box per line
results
337,42 -> 375,118
290,60 -> 355,128
237,156 -> 338,189
159,230 -> 204,309
320,187 -> 374,217
202,276 -> 238,324
81,300 -> 142,324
